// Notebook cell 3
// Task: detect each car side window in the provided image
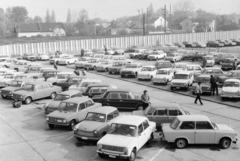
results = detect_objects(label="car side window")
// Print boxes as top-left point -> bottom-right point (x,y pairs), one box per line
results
180,121 -> 195,129
196,121 -> 213,130
100,87 -> 108,93
107,92 -> 120,99
113,110 -> 119,118
138,124 -> 144,135
143,120 -> 149,130
153,109 -> 167,116
78,103 -> 85,111
169,110 -> 182,116
120,93 -> 129,99
72,78 -> 79,83
107,113 -> 114,121
85,100 -> 93,108
195,66 -> 201,71
71,94 -> 76,98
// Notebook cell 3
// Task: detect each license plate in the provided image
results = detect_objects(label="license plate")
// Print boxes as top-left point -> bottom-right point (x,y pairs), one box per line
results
81,137 -> 88,140
109,155 -> 116,158
57,120 -> 62,123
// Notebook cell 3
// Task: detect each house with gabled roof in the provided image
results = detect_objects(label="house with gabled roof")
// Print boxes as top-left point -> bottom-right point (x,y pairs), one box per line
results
15,22 -> 66,37
103,20 -> 130,35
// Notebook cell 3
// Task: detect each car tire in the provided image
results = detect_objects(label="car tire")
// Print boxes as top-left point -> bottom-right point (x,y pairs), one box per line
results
138,78 -> 141,81
175,138 -> 187,149
220,138 -> 231,149
136,105 -> 143,111
192,91 -> 196,95
49,124 -> 54,129
1,95 -> 7,99
221,97 -> 226,101
93,66 -> 96,70
98,153 -> 106,158
153,82 -> 157,85
135,73 -> 138,78
67,62 -> 70,65
50,92 -> 57,99
105,68 -> 108,72
127,149 -> 136,161
24,97 -> 32,104
68,120 -> 76,131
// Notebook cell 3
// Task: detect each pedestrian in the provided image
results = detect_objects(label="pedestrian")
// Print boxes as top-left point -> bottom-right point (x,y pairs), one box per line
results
81,49 -> 84,57
233,59 -> 238,70
202,58 -> 207,68
210,75 -> 216,95
53,61 -> 58,70
104,45 -> 108,55
141,90 -> 150,110
194,82 -> 203,105
74,68 -> 80,76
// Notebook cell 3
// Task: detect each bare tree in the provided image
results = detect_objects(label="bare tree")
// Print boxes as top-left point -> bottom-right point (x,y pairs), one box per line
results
173,0 -> 195,19
33,16 -> 43,23
45,9 -> 51,23
78,9 -> 89,23
66,9 -> 71,23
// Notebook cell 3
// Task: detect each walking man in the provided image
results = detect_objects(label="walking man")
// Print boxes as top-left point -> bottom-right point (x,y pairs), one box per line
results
81,49 -> 84,57
202,58 -> 207,68
104,45 -> 108,55
195,82 -> 203,105
210,75 -> 216,95
53,61 -> 58,70
141,90 -> 150,110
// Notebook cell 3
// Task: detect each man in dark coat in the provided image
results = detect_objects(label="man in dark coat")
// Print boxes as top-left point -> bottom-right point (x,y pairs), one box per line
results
202,58 -> 207,68
210,75 -> 217,95
81,49 -> 84,57
104,45 -> 108,55
53,61 -> 58,70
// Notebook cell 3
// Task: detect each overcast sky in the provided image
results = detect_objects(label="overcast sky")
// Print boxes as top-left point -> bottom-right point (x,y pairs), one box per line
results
2,0 -> 240,22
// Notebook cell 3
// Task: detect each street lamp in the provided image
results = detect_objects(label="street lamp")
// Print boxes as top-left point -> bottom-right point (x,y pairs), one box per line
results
94,13 -> 97,36
138,10 -> 140,34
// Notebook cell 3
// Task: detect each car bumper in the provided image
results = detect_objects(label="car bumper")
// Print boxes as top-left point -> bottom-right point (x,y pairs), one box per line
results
45,121 -> 69,126
74,132 -> 99,141
221,94 -> 240,98
97,150 -> 128,159
121,73 -> 135,76
152,79 -> 167,83
138,75 -> 152,79
1,94 -> 13,98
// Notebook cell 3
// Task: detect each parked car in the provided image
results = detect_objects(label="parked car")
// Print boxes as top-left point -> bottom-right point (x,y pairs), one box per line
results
46,97 -> 102,130
172,63 -> 187,73
49,54 -> 69,65
159,115 -> 238,149
92,89 -> 144,110
0,58 -> 17,68
58,56 -> 78,65
155,60 -> 173,70
186,64 -> 203,76
46,72 -> 73,84
42,69 -> 59,81
75,57 -> 90,68
113,48 -> 125,55
202,55 -> 215,67
38,54 -> 50,61
216,39 -> 228,46
182,52 -> 207,62
221,79 -> 240,100
14,73 -> 45,81
74,106 -> 120,141
170,71 -> 194,90
108,62 -> 127,74
26,55 -> 38,61
221,58 -> 237,71
217,70 -> 240,86
192,42 -> 206,48
202,67 -> 225,80
147,51 -> 167,61
230,38 -> 240,45
225,40 -> 236,46
83,58 -> 102,70
132,102 -> 189,129
97,115 -> 156,160
120,63 -> 143,78
129,49 -> 147,59
0,68 -> 17,79
207,41 -> 224,47
0,72 -> 23,88
191,74 -> 211,95
112,56 -> 133,64
137,66 -> 157,81
138,50 -> 153,60
55,76 -> 87,91
96,60 -> 113,72
82,84 -> 117,98
69,79 -> 103,92
174,42 -> 185,48
93,54 -> 105,59
44,90 -> 83,114
164,52 -> 182,63
12,81 -> 62,104
214,54 -> 235,64
152,68 -> 174,85
184,42 -> 194,48
25,66 -> 42,73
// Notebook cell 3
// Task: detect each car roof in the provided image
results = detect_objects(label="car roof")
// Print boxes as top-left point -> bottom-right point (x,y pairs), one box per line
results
177,115 -> 210,122
225,79 -> 240,82
204,67 -> 221,70
58,90 -> 81,95
26,81 -> 48,85
197,74 -> 211,78
87,84 -> 110,88
62,97 -> 90,103
151,102 -> 181,110
157,60 -> 171,63
175,71 -> 192,74
20,73 -> 42,76
14,78 -> 35,82
158,68 -> 172,71
106,89 -> 129,92
57,72 -> 73,74
69,75 -> 86,78
142,65 -> 155,68
186,64 -> 200,67
113,115 -> 147,126
126,63 -> 142,65
87,106 -> 117,114
81,79 -> 102,82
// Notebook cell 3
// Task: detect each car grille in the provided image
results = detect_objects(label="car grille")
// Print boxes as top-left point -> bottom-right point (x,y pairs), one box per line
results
110,68 -> 119,72
96,66 -> 104,70
1,90 -> 11,95
138,74 -> 149,78
148,56 -> 155,59
85,64 -> 92,68
202,87 -> 210,91
173,83 -> 185,86
48,117 -> 64,123
50,60 -> 55,63
122,71 -> 133,74
12,94 -> 22,100
223,92 -> 236,96
102,145 -> 124,152
77,130 -> 94,137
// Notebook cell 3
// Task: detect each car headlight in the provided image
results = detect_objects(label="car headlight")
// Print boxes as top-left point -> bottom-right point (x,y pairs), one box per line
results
46,117 -> 49,121
123,147 -> 128,155
94,131 -> 98,136
20,95 -> 24,99
97,144 -> 102,151
63,119 -> 67,123
9,91 -> 12,94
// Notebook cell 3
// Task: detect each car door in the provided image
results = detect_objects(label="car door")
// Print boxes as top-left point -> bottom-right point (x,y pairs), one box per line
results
105,92 -> 121,108
77,102 -> 86,122
178,121 -> 195,144
195,121 -> 215,144
33,84 -> 43,100
118,92 -> 135,109
148,108 -> 168,127
168,109 -> 183,123
137,123 -> 146,150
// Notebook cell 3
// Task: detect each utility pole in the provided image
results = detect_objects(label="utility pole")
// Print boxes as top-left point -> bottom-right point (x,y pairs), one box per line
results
170,4 -> 172,34
164,5 -> 167,34
146,8 -> 148,35
138,10 -> 141,34
142,9 -> 145,36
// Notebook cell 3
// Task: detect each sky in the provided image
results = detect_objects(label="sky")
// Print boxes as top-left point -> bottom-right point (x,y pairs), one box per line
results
1,0 -> 240,22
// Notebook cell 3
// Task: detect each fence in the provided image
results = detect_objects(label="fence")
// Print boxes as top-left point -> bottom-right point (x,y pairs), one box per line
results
1,30 -> 240,56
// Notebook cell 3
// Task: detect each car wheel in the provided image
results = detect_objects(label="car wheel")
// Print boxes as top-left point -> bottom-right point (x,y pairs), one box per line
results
136,105 -> 143,111
138,78 -> 141,81
14,68 -> 19,72
153,82 -> 157,85
50,92 -> 56,99
192,91 -> 196,95
49,124 -> 54,129
93,66 -> 96,70
220,138 -> 231,149
67,62 -> 70,65
76,137 -> 82,141
68,120 -> 76,131
24,97 -> 32,104
127,149 -> 136,161
121,75 -> 124,78
1,95 -> 7,99
221,97 -> 226,101
98,153 -> 106,158
175,138 -> 187,149
135,73 -> 138,78
165,79 -> 169,85
150,76 -> 153,81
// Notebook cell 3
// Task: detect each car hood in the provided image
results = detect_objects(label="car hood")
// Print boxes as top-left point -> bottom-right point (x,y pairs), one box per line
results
139,71 -> 152,75
47,101 -> 61,108
121,68 -> 138,72
161,123 -> 173,132
47,110 -> 75,119
172,79 -> 189,83
154,75 -> 168,78
98,134 -> 134,147
222,87 -> 239,93
216,124 -> 234,131
1,86 -> 20,91
0,78 -> 13,83
77,120 -> 105,131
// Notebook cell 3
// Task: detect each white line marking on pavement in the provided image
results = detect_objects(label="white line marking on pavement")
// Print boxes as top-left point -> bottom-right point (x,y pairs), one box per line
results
32,111 -> 43,116
66,136 -> 73,140
148,148 -> 164,161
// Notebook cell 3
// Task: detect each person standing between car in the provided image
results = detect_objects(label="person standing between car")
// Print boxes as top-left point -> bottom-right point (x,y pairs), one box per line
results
202,58 -> 207,68
81,49 -> 84,57
210,75 -> 217,95
233,59 -> 238,70
53,61 -> 58,70
104,45 -> 108,55
141,90 -> 150,110
195,82 -> 203,105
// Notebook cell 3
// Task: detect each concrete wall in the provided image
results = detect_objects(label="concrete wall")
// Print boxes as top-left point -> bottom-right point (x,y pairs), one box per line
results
1,30 -> 240,56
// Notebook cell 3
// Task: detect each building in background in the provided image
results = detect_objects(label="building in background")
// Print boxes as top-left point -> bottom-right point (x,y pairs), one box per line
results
154,16 -> 168,29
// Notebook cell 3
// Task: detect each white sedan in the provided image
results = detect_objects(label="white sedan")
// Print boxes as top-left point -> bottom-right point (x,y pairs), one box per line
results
152,68 -> 174,85
137,66 -> 157,81
147,51 -> 167,61
221,79 -> 240,100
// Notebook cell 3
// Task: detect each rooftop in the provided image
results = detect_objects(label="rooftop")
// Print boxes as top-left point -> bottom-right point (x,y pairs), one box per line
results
113,115 -> 147,126
59,90 -> 81,95
87,106 -> 117,115
177,115 -> 210,122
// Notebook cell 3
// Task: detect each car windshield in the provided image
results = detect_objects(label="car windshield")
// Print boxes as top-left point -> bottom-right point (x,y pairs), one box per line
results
224,82 -> 239,87
54,94 -> 70,101
101,61 -> 109,65
174,74 -> 188,79
113,62 -> 124,66
88,59 -> 97,63
57,74 -> 70,79
175,64 -> 186,68
22,84 -> 35,91
223,59 -> 234,63
204,57 -> 213,60
141,67 -> 153,71
85,112 -> 106,122
80,82 -> 93,87
10,80 -> 22,87
168,53 -> 176,57
156,70 -> 168,75
15,76 -> 27,79
170,118 -> 180,129
79,58 -> 87,61
196,77 -> 210,83
94,55 -> 103,58
60,102 -> 78,112
4,74 -> 14,79
125,64 -> 138,68
109,123 -> 137,137
156,62 -> 171,67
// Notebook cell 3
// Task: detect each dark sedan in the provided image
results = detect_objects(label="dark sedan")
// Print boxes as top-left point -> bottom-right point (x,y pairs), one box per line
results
206,41 -> 223,47
92,89 -> 144,111
82,84 -> 117,98
217,70 -> 240,86
138,50 -> 153,60
56,76 -> 87,91
182,52 -> 207,61
202,67 -> 226,80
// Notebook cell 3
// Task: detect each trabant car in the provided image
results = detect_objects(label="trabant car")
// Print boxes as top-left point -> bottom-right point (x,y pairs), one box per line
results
159,115 -> 238,149
113,48 -> 125,55
147,51 -> 167,61
96,60 -> 113,72
172,63 -> 187,73
74,106 -> 120,141
155,60 -> 173,70
38,54 -> 50,61
1,78 -> 37,98
26,55 -> 38,61
9,60 -> 29,71
186,64 -> 203,76
46,72 -> 73,84
44,90 -> 83,114
97,115 -> 156,160
152,68 -> 174,85
138,50 -> 154,60
83,58 -> 102,70
221,79 -> 240,100
93,54 -> 104,59
237,64 -> 240,70
0,72 -> 23,88
75,57 -> 90,68
191,74 -> 211,95
58,55 -> 78,65
182,52 -> 207,62
217,70 -> 240,86
129,49 -> 146,59
137,66 -> 157,81
14,73 -> 45,82
82,84 -> 117,98
69,79 -> 103,92
170,71 -> 194,90
221,58 -> 238,71
12,81 -> 62,104
46,97 -> 102,130
120,63 -> 143,78
164,52 -> 182,63
132,102 -> 189,129
108,62 -> 127,74
55,76 -> 87,91
112,56 -> 133,64
92,89 -> 144,111
203,55 -> 215,67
